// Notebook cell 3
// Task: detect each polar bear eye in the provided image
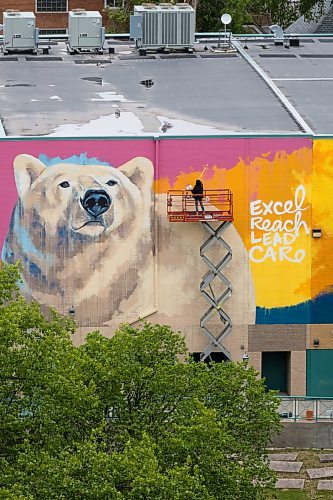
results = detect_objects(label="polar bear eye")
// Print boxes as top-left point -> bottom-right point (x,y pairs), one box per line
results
59,181 -> 70,188
106,180 -> 117,187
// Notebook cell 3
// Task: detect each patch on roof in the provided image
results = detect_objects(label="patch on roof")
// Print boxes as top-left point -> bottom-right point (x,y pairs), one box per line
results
25,57 -> 63,61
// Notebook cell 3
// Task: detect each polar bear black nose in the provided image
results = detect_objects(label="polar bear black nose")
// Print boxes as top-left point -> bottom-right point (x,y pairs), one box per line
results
82,190 -> 111,217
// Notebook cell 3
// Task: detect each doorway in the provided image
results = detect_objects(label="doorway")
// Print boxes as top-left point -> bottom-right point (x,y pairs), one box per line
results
262,351 -> 290,394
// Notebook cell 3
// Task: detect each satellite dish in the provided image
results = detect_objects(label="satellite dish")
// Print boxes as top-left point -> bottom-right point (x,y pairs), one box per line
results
221,13 -> 232,25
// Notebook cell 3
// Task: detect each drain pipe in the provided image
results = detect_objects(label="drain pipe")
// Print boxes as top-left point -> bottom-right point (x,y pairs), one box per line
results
231,39 -> 313,135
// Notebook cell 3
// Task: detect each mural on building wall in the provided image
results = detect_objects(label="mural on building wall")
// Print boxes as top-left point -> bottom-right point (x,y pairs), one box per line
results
310,139 -> 333,324
156,137 -> 313,324
0,140 -> 156,327
1,137 -> 332,328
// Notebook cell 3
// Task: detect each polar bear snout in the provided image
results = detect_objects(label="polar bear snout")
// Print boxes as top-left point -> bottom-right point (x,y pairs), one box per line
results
81,189 -> 111,217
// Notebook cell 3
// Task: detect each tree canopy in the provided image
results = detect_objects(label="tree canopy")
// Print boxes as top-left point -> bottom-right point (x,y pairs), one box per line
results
105,0 -> 332,34
0,264 -> 280,499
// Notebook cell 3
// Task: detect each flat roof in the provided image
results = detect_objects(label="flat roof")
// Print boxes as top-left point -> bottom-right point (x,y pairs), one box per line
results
0,35 -> 332,137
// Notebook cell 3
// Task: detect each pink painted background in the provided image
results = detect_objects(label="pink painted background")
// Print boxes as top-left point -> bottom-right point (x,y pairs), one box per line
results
0,137 -> 311,246
158,137 -> 310,184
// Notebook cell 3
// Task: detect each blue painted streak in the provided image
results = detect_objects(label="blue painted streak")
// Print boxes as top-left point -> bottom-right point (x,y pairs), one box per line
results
256,302 -> 310,324
256,292 -> 333,324
39,153 -> 111,167
12,209 -> 51,265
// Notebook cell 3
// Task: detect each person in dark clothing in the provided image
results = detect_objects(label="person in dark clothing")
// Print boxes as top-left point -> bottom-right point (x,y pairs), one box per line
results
192,179 -> 205,214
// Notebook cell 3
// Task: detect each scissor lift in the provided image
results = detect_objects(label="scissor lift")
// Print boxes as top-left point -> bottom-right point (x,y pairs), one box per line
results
167,189 -> 234,361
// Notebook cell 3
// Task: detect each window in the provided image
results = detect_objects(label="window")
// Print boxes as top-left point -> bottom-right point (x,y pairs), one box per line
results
39,29 -> 67,35
36,0 -> 68,12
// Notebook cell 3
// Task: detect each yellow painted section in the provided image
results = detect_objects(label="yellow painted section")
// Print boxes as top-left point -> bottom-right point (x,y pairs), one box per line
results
310,140 -> 333,299
156,146 -> 313,308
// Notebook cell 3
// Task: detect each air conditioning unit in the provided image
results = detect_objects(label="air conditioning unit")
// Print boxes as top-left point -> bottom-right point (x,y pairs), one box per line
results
67,10 -> 105,54
130,3 -> 195,54
2,11 -> 39,54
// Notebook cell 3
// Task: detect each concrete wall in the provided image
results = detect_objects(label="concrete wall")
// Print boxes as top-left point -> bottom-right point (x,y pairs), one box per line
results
273,422 -> 333,449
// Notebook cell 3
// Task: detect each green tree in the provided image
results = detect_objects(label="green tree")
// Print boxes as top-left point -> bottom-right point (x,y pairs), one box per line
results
0,264 -> 101,462
105,0 -> 332,34
195,0 -> 332,32
0,264 -> 280,498
196,0 -> 254,33
251,0 -> 331,30
105,0 -> 254,34
105,0 -> 155,34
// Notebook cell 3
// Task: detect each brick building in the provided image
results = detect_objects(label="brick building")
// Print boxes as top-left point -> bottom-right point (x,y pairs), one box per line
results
0,1 -> 106,33
2,23 -> 333,398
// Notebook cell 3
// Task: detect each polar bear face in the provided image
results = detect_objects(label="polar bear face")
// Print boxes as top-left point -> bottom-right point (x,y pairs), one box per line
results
13,154 -> 153,240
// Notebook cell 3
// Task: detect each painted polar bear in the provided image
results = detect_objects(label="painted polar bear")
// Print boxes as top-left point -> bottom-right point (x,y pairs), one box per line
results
2,154 -> 255,355
2,154 -> 155,326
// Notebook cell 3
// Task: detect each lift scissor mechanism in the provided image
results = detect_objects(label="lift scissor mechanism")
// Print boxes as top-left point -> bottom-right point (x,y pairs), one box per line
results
167,189 -> 234,362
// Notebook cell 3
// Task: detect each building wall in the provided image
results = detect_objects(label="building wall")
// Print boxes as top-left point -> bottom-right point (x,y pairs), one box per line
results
1,1 -> 106,30
273,421 -> 333,449
307,349 -> 333,396
0,136 -> 332,394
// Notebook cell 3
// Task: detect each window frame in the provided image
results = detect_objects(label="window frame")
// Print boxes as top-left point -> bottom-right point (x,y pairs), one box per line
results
35,0 -> 68,13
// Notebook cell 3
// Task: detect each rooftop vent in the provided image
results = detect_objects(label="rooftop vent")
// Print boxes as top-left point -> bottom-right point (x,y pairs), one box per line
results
142,3 -> 157,8
270,24 -> 285,45
67,10 -> 104,54
3,11 -> 38,54
5,9 -> 20,16
131,3 -> 195,51
71,8 -> 86,15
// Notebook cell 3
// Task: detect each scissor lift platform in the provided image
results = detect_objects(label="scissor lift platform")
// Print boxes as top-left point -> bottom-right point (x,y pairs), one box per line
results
167,189 -> 233,222
167,189 -> 234,362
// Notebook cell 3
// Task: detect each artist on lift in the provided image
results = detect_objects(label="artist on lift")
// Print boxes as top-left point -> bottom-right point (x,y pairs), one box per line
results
192,179 -> 205,215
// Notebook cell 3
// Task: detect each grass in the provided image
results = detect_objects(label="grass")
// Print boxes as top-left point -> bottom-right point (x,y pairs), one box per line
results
268,492 -> 333,499
268,492 -> 308,499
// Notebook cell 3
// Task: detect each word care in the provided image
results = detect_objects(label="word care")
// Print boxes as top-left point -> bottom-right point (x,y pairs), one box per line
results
249,185 -> 310,263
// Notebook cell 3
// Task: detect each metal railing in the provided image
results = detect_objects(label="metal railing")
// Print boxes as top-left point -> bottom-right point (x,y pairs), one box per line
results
2,31 -> 333,43
277,396 -> 333,422
167,189 -> 233,223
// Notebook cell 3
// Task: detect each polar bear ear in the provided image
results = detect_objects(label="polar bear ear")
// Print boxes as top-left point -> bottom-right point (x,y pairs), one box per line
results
14,154 -> 46,199
118,157 -> 154,193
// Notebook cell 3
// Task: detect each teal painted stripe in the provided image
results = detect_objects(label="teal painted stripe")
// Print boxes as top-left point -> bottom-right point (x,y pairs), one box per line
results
313,135 -> 333,140
155,134 -> 312,140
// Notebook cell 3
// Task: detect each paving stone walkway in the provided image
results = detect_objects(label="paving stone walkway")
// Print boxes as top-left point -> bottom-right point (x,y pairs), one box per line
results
275,479 -> 305,489
268,453 -> 298,461
307,467 -> 333,479
268,450 -> 333,491
269,461 -> 303,473
317,480 -> 333,490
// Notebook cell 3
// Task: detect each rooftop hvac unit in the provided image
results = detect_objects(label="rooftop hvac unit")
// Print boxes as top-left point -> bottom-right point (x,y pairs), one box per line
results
130,3 -> 195,53
67,9 -> 105,54
2,11 -> 39,54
